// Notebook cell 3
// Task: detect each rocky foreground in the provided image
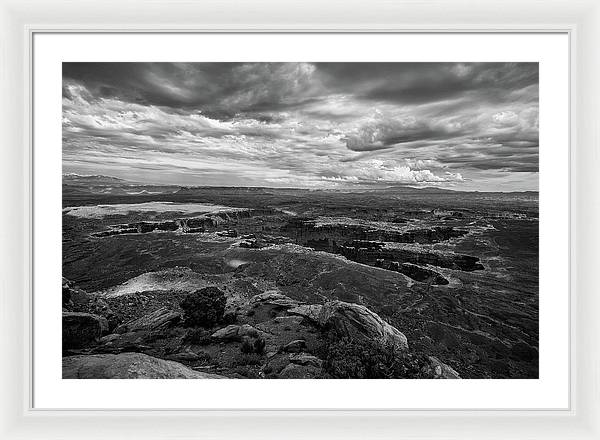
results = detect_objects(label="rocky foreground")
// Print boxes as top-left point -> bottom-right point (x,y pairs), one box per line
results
62,276 -> 459,379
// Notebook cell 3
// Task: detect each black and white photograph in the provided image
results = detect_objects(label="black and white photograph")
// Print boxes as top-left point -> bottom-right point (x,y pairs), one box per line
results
61,62 -> 539,380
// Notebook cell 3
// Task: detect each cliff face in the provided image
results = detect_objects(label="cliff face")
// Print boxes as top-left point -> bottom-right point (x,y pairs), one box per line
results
92,208 -> 276,237
283,218 -> 483,285
284,218 -> 467,245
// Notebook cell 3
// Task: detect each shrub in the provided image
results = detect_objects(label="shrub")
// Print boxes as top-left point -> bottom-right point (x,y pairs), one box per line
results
240,336 -> 266,355
221,312 -> 237,325
233,353 -> 263,366
183,327 -> 213,345
323,337 -> 431,379
180,287 -> 226,328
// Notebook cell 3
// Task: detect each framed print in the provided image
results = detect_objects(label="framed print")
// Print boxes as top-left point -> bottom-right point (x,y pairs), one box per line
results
36,33 -> 568,410
1,0 -> 599,439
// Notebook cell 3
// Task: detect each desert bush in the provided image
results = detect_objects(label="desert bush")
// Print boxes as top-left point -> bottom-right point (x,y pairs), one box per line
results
232,353 -> 263,366
240,336 -> 266,355
230,365 -> 260,378
195,351 -> 213,363
323,337 -> 431,379
183,328 -> 212,345
221,312 -> 237,325
180,287 -> 226,328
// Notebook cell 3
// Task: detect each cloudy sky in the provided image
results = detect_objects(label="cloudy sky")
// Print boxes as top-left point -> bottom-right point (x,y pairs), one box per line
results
62,62 -> 538,191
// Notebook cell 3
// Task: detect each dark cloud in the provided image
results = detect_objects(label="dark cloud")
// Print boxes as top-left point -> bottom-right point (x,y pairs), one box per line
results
316,62 -> 538,105
63,62 -> 322,116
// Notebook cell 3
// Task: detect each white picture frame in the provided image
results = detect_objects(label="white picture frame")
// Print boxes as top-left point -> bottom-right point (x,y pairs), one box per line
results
1,0 -> 598,438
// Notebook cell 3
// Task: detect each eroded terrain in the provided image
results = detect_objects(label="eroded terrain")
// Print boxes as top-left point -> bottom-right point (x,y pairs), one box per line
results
62,177 -> 538,379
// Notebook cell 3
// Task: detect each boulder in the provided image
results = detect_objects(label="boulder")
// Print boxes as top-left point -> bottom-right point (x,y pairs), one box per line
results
211,324 -> 261,341
211,324 -> 241,340
283,339 -> 306,353
287,304 -> 323,323
318,301 -> 408,350
62,352 -> 224,379
250,291 -> 300,308
114,307 -> 181,334
278,363 -> 323,379
63,312 -> 109,348
424,356 -> 461,379
288,352 -> 323,368
99,334 -> 120,344
262,352 -> 291,375
238,324 -> 260,338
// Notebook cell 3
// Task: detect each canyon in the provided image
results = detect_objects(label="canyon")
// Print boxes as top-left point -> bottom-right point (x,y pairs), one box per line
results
62,176 -> 539,379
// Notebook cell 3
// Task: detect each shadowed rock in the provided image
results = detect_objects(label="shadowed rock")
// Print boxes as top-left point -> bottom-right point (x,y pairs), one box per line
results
211,324 -> 241,340
62,352 -> 225,379
396,262 -> 449,285
114,307 -> 181,334
63,312 -> 108,349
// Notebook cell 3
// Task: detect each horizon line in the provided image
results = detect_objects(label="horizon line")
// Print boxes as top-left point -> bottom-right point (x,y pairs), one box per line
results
62,173 -> 539,194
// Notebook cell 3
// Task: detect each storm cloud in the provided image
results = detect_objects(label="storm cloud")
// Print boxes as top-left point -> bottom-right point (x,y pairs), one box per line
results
63,62 -> 539,191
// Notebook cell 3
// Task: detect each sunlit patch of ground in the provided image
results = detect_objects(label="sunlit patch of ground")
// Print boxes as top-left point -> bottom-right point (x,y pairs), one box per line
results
99,267 -> 208,297
62,201 -> 247,219
226,259 -> 249,268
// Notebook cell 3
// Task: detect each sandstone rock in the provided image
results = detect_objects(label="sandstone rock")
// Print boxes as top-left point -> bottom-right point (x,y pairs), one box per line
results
278,363 -> 323,379
283,339 -> 306,353
211,324 -> 262,341
318,301 -> 408,350
262,352 -> 291,375
63,312 -> 109,348
91,330 -> 153,354
288,352 -> 323,368
99,334 -> 120,344
250,291 -> 300,308
425,356 -> 460,379
211,324 -> 240,340
62,284 -> 72,307
287,304 -> 323,323
238,324 -> 260,338
62,353 -> 224,379
166,351 -> 200,362
114,307 -> 181,334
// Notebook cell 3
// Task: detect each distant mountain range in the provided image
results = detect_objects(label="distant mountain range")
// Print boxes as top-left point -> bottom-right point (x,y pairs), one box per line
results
62,173 -> 538,195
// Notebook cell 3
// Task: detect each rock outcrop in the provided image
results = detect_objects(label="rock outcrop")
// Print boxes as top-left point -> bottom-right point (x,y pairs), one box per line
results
249,292 -> 300,308
63,312 -> 109,349
318,301 -> 409,350
91,209 -> 275,237
287,304 -> 323,324
114,307 -> 181,334
211,324 -> 261,341
423,356 -> 461,379
383,261 -> 449,285
62,352 -> 224,379
278,362 -> 323,379
285,218 -> 467,246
